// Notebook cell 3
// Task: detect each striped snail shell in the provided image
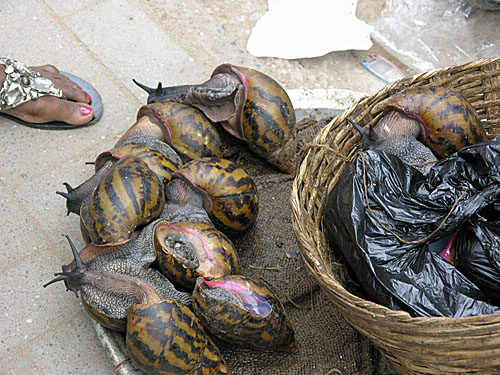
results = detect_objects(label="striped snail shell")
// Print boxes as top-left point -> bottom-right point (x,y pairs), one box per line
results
44,239 -> 230,375
133,64 -> 297,174
192,275 -> 298,353
153,221 -> 240,290
127,300 -> 230,375
212,64 -> 297,174
95,144 -> 179,186
137,102 -> 223,163
372,86 -> 488,158
81,156 -> 165,246
170,157 -> 259,232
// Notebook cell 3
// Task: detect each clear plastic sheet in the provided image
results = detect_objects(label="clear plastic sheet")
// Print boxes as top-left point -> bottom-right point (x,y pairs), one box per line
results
370,0 -> 500,74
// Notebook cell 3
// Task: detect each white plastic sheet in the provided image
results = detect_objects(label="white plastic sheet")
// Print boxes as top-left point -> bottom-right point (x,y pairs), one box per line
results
246,0 -> 373,59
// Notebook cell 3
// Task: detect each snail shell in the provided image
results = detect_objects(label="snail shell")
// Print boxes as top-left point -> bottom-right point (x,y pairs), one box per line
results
127,299 -> 230,375
81,157 -> 165,246
373,86 -> 488,158
95,144 -> 179,186
153,221 -> 240,290
192,275 -> 298,353
171,157 -> 259,232
137,102 -> 223,163
212,64 -> 297,174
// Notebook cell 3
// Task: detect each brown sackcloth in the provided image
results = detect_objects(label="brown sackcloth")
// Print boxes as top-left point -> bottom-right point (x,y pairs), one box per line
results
210,118 -> 385,375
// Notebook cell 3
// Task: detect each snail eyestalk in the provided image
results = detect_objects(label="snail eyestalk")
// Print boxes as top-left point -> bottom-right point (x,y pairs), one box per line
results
348,118 -> 379,150
43,235 -> 86,297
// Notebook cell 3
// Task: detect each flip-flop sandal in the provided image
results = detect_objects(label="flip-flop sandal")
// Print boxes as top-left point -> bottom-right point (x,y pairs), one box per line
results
0,72 -> 103,130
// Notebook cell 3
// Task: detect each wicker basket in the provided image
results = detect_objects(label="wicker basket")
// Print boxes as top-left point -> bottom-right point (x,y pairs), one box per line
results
291,58 -> 500,375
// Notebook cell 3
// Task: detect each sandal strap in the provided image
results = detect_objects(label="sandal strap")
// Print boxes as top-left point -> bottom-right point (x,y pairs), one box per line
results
0,57 -> 65,111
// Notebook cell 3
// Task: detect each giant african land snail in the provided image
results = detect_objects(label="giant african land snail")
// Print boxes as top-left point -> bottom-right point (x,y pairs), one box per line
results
44,238 -> 231,375
57,114 -> 182,216
348,86 -> 488,175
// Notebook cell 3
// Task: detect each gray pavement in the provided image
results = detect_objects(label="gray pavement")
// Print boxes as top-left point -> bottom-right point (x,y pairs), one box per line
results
0,1 -> 391,374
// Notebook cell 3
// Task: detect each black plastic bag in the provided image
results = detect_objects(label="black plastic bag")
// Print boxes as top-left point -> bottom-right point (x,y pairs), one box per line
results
323,140 -> 500,317
455,210 -> 500,305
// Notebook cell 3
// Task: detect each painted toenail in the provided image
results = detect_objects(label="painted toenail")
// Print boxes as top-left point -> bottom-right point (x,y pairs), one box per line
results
87,94 -> 91,102
80,105 -> 92,116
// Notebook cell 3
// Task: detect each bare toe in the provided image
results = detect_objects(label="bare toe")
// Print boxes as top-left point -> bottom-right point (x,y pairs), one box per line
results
51,76 -> 91,103
52,99 -> 94,125
32,64 -> 60,74
3,96 -> 94,126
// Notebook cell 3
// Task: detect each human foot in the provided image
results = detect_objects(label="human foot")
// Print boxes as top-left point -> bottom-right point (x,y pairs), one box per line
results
0,60 -> 96,127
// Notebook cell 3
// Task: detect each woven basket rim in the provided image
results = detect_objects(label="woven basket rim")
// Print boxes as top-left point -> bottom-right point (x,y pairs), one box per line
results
291,57 -> 500,326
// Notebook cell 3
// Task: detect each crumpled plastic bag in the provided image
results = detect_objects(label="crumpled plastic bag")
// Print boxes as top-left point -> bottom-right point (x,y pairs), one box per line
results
455,211 -> 500,305
323,140 -> 500,317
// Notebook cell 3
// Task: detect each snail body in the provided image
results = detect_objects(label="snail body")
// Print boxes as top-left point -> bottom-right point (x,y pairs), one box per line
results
44,238 -> 230,375
80,257 -> 191,332
137,102 -> 223,163
192,275 -> 298,353
81,157 -> 165,246
348,113 -> 437,176
59,235 -> 191,332
170,157 -> 259,232
47,236 -> 191,332
154,221 -> 240,290
134,64 -> 297,174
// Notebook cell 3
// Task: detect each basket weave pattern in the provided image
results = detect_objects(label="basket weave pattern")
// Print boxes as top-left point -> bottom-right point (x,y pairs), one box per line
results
291,58 -> 500,375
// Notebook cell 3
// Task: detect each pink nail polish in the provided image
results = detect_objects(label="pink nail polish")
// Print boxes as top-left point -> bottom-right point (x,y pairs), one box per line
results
87,94 -> 92,102
80,105 -> 92,116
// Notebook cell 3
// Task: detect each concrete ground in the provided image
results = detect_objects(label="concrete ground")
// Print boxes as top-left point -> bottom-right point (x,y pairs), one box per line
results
0,1 -> 394,374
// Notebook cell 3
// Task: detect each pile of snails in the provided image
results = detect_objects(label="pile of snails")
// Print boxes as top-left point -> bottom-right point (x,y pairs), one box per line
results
44,64 -> 299,375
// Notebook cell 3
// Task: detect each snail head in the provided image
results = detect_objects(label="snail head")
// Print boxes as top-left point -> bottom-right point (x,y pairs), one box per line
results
43,235 -> 87,297
347,118 -> 379,150
132,79 -> 166,104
